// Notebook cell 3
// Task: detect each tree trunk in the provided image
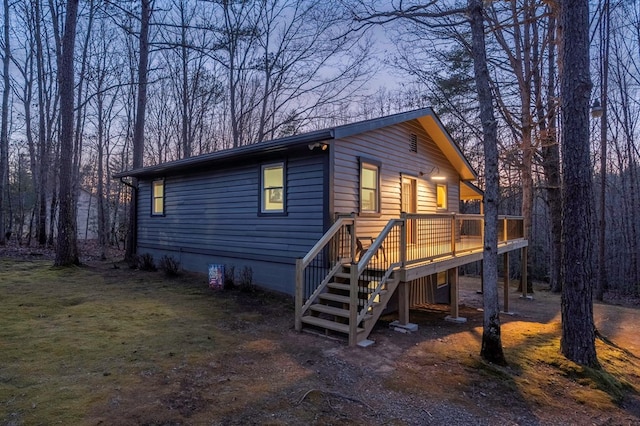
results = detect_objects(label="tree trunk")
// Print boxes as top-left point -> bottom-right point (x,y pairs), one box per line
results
0,0 -> 10,245
596,0 -> 610,301
125,0 -> 152,262
559,0 -> 598,368
469,0 -> 506,366
35,0 -> 48,247
536,8 -> 562,293
54,0 -> 80,266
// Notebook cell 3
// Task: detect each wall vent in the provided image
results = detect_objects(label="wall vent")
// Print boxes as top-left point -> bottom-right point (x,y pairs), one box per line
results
410,134 -> 418,153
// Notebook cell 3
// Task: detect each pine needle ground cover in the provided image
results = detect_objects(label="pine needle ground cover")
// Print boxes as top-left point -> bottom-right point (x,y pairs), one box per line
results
1,259 -> 639,425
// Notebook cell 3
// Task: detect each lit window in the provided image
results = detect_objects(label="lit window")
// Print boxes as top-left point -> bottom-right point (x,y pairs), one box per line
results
437,271 -> 448,287
152,180 -> 164,216
436,183 -> 447,210
262,163 -> 284,213
360,161 -> 379,214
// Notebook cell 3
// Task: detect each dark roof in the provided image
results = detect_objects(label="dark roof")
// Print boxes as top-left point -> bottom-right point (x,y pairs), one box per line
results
113,107 -> 476,180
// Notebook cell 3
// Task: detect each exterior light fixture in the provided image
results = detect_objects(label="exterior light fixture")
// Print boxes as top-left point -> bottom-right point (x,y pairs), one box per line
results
591,99 -> 603,118
308,142 -> 328,151
431,176 -> 447,181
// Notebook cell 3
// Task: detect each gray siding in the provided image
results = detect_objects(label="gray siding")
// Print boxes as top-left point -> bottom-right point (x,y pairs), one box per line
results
136,153 -> 327,295
332,119 -> 460,236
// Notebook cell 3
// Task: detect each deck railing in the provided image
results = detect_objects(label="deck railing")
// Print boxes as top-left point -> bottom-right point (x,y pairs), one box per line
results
397,213 -> 524,266
499,216 -> 525,242
295,213 -> 526,337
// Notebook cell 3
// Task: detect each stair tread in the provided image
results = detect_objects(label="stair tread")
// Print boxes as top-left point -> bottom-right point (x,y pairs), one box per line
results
327,282 -> 387,293
301,315 -> 364,334
318,293 -> 351,304
308,304 -> 350,317
327,282 -> 350,291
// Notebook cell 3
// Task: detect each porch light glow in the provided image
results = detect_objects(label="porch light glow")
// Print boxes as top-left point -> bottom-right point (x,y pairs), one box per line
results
591,99 -> 603,118
431,176 -> 447,181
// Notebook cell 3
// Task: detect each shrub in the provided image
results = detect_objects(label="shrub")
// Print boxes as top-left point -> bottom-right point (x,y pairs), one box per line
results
238,266 -> 255,293
224,264 -> 236,290
159,255 -> 181,277
127,255 -> 139,270
138,253 -> 157,271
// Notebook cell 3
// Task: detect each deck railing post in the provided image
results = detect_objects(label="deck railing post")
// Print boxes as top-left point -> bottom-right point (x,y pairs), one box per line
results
503,217 -> 508,243
295,258 -> 303,332
400,214 -> 407,266
451,214 -> 456,256
350,214 -> 357,262
349,261 -> 359,346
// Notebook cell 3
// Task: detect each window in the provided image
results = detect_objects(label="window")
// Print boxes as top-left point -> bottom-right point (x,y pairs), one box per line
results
152,179 -> 165,216
436,183 -> 447,210
436,271 -> 448,288
261,163 -> 285,213
360,161 -> 380,214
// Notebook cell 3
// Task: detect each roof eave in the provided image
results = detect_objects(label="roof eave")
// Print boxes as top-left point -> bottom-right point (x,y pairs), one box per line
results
417,113 -> 478,181
113,129 -> 334,179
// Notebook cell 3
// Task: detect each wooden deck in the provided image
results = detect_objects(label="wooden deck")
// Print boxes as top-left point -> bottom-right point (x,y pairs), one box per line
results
295,214 -> 528,346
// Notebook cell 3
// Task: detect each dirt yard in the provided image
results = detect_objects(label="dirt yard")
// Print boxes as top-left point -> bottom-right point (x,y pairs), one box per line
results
1,252 -> 640,425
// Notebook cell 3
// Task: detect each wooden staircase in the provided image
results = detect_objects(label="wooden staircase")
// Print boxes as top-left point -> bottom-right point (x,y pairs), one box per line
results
299,264 -> 400,346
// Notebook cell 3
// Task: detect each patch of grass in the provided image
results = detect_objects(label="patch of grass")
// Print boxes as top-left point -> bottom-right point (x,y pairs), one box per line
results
0,260 -> 234,424
502,320 -> 636,407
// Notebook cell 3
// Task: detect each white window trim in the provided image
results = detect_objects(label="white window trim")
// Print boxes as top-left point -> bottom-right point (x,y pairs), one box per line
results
360,160 -> 380,215
261,162 -> 285,214
151,179 -> 165,216
436,183 -> 448,211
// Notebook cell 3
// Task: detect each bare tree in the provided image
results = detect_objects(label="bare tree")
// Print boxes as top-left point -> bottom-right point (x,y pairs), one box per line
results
559,0 -> 598,367
54,0 -> 80,266
535,5 -> 561,293
468,0 -> 506,365
125,0 -> 152,261
594,0 -> 610,301
0,0 -> 10,245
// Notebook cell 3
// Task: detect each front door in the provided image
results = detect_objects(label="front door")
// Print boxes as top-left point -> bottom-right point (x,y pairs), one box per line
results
402,176 -> 417,244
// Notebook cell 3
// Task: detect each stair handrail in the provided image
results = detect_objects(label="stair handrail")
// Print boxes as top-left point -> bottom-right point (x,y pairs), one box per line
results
301,216 -> 355,268
355,218 -> 404,275
357,266 -> 398,324
296,215 -> 356,332
350,219 -> 404,332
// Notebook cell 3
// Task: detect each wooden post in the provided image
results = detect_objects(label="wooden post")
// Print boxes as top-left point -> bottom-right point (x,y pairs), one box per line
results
503,252 -> 510,313
350,219 -> 357,262
400,216 -> 407,267
349,262 -> 358,347
449,267 -> 459,319
521,246 -> 528,298
451,214 -> 456,256
398,281 -> 410,325
295,258 -> 303,332
503,217 -> 508,243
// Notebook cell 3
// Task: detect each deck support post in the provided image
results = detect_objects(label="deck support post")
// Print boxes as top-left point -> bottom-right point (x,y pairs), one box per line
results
445,267 -> 466,323
520,246 -> 531,299
391,281 -> 419,333
398,281 -> 410,325
295,258 -> 303,332
502,252 -> 511,314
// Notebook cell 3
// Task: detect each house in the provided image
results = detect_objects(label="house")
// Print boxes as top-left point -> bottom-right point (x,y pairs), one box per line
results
114,108 -> 527,346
